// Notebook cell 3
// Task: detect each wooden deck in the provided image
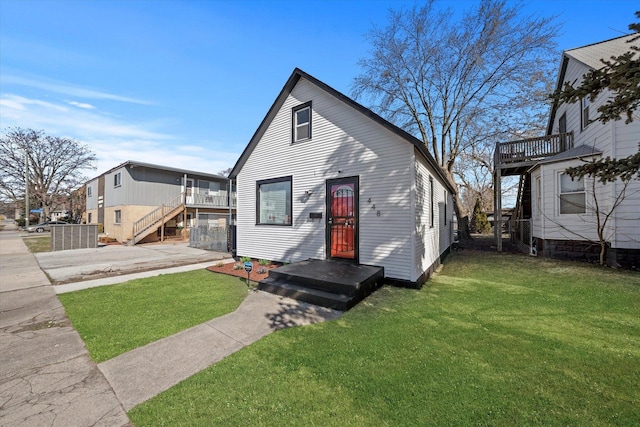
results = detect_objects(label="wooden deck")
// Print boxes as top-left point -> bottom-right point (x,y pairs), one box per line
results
494,131 -> 574,176
259,259 -> 384,311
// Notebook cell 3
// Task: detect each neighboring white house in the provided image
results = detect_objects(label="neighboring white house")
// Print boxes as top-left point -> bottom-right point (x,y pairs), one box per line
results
229,68 -> 455,287
529,34 -> 639,267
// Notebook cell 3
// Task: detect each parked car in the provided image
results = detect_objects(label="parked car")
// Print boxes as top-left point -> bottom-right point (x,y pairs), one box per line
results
25,221 -> 68,233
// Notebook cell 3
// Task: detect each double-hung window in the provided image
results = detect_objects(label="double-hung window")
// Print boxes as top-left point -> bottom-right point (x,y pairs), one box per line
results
535,176 -> 542,217
114,172 -> 122,187
559,173 -> 586,214
581,97 -> 590,130
292,102 -> 312,142
256,176 -> 292,225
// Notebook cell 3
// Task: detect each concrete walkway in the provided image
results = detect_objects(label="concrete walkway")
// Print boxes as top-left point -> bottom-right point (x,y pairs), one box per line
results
0,221 -> 341,425
99,291 -> 340,410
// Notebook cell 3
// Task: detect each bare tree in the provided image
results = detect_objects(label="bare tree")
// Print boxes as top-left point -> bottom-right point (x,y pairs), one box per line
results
353,0 -> 558,238
218,167 -> 233,178
0,128 -> 97,220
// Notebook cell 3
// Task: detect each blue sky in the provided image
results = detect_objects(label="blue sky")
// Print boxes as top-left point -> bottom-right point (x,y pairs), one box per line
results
0,0 -> 637,178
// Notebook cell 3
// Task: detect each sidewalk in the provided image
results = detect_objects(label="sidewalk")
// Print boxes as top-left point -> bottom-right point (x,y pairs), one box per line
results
0,223 -> 130,427
0,221 -> 341,425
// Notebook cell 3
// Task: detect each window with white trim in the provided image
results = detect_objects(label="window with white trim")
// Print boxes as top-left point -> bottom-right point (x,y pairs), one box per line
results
581,97 -> 590,130
114,172 -> 122,187
256,176 -> 292,225
559,173 -> 585,214
535,176 -> 542,218
292,102 -> 312,142
114,210 -> 122,224
87,186 -> 92,197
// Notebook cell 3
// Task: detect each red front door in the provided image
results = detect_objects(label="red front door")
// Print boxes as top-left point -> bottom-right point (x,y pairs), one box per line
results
327,177 -> 358,261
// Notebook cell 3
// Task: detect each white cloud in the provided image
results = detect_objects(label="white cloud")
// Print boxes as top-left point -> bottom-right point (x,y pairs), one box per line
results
2,74 -> 153,105
0,92 -> 240,180
67,101 -> 96,110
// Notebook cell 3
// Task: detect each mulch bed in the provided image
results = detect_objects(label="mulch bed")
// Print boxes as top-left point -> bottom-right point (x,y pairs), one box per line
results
206,259 -> 280,282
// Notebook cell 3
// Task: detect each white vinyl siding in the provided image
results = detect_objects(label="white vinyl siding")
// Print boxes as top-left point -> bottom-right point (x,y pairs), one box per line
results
85,180 -> 98,210
544,53 -> 640,250
236,78 -> 423,281
534,160 -> 598,243
413,154 -> 452,282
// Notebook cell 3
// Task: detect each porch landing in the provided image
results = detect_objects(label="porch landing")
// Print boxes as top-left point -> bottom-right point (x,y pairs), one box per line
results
258,259 -> 384,311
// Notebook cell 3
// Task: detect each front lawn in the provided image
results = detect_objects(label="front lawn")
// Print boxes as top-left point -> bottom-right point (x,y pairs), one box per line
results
129,251 -> 640,426
58,270 -> 248,362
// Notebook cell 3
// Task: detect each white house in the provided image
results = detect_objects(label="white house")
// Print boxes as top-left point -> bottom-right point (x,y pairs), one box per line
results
496,34 -> 639,267
229,68 -> 455,287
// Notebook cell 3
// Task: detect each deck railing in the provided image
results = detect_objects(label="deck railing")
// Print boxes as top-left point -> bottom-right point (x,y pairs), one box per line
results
187,191 -> 236,208
495,131 -> 574,166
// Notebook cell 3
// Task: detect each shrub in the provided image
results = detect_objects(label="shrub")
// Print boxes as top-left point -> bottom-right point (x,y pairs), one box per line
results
258,259 -> 270,266
240,256 -> 251,263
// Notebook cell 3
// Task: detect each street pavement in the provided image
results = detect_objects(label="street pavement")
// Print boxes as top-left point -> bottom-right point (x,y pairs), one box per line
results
0,220 -> 341,426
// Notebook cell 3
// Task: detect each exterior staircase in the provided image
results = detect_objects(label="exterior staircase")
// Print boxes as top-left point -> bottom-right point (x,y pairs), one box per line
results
258,259 -> 384,311
129,194 -> 184,246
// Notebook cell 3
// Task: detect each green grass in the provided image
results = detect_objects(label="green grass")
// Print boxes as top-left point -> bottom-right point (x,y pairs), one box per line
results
22,235 -> 51,252
129,252 -> 640,426
58,270 -> 248,362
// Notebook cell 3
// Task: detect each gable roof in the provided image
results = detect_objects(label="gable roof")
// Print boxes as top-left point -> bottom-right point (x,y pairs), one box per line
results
229,68 -> 455,194
565,34 -> 637,69
546,33 -> 639,134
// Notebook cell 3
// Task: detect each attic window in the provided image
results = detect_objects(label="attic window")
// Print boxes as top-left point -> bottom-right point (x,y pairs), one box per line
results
292,101 -> 312,142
